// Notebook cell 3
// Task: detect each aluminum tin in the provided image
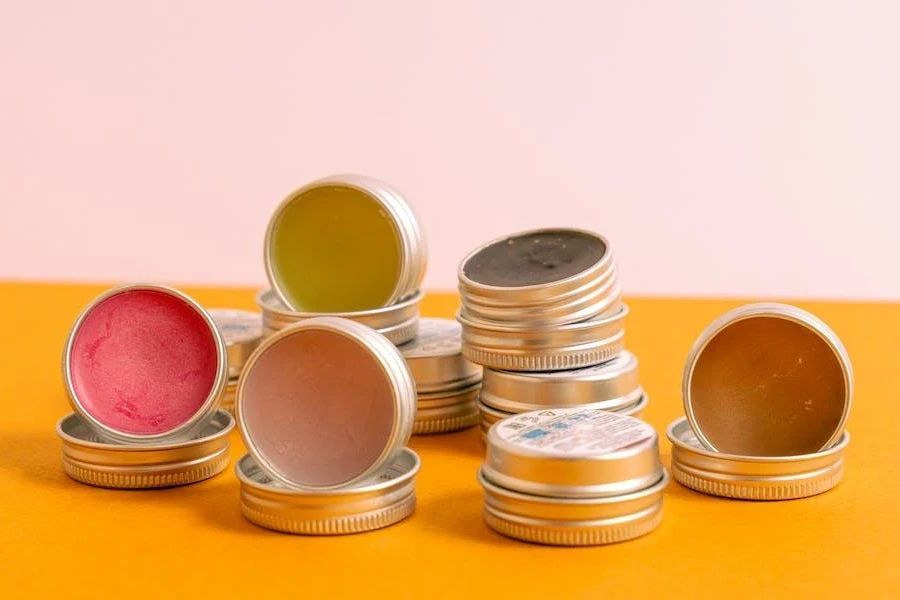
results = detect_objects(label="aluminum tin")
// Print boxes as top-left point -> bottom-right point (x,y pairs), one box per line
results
208,308 -> 263,378
264,174 -> 427,312
458,305 -> 628,371
413,383 -> 480,435
479,469 -> 668,546
683,303 -> 853,454
479,350 -> 641,413
57,410 -> 233,489
478,394 -> 649,443
399,317 -> 482,393
257,288 -> 421,346
221,378 -> 237,415
484,408 -> 663,499
667,417 -> 848,500
237,447 -> 419,535
236,317 -> 417,491
62,283 -> 229,445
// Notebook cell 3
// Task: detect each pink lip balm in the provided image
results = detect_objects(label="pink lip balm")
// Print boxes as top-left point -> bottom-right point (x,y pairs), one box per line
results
63,284 -> 228,443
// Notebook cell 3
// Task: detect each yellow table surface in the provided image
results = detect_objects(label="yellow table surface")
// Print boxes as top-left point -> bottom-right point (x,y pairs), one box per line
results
1,283 -> 897,598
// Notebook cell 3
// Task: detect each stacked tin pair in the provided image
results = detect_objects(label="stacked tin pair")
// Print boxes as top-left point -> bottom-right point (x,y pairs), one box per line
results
455,228 -> 645,437
669,303 -> 853,500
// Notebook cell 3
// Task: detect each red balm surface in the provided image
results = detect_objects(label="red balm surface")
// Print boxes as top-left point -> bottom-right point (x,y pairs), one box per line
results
69,289 -> 218,435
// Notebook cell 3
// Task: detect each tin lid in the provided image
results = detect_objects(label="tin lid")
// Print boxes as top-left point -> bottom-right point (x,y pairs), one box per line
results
264,174 -> 427,313
683,303 -> 853,456
208,308 -> 263,378
236,316 -> 416,490
483,407 -> 664,499
413,383 -> 481,435
399,317 -> 482,393
237,447 -> 419,535
667,417 -> 847,500
57,410 -> 233,489
62,283 -> 228,445
479,350 -> 641,413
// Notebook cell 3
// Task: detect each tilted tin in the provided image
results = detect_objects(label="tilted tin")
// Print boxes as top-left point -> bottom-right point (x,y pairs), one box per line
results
264,174 -> 427,312
208,308 -> 263,379
237,447 -> 420,535
257,288 -> 421,346
57,410 -> 234,489
413,382 -> 481,435
458,305 -> 628,371
399,317 -> 482,393
479,350 -> 641,413
667,417 -> 848,500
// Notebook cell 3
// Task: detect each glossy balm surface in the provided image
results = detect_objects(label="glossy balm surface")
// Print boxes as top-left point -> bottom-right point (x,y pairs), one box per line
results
68,289 -> 218,435
268,184 -> 402,312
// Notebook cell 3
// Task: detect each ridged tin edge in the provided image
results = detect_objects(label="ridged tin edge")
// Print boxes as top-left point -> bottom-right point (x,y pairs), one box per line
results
62,447 -> 230,489
671,460 -> 844,500
412,404 -> 480,435
462,337 -> 625,371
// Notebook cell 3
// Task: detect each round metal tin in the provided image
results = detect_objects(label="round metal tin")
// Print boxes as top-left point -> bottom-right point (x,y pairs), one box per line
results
683,303 -> 853,456
57,410 -> 234,489
62,283 -> 229,445
264,174 -> 427,312
208,308 -> 263,378
237,447 -> 420,535
479,350 -> 641,413
667,417 -> 848,500
458,305 -> 628,371
413,382 -> 480,435
484,408 -> 664,499
236,317 -> 417,491
257,288 -> 421,346
399,317 -> 482,393
221,378 -> 237,414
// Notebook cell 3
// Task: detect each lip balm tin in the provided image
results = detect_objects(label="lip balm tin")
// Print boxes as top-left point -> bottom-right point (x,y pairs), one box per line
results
237,448 -> 420,534
399,317 -> 483,434
63,284 -> 228,445
209,308 -> 263,414
264,174 -> 427,313
257,288 -> 421,346
479,408 -> 668,545
57,410 -> 234,489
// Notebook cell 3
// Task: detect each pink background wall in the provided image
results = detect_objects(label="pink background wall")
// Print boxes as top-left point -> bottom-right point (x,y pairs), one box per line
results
2,2 -> 898,299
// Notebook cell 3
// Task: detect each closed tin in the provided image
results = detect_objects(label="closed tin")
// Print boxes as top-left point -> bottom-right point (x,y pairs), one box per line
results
413,382 -> 481,435
458,305 -> 628,371
479,350 -> 642,413
667,417 -> 848,500
57,410 -> 234,489
257,288 -> 421,346
62,283 -> 229,445
479,408 -> 667,546
237,447 -> 420,535
264,174 -> 427,312
208,308 -> 263,379
683,303 -> 853,456
399,317 -> 482,393
236,317 -> 416,490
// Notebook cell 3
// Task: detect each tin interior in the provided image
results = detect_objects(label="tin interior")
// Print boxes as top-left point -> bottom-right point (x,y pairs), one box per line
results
462,229 -> 606,288
688,315 -> 848,456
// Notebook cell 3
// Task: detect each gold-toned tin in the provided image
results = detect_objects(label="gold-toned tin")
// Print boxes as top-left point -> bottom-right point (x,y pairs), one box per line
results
667,417 -> 848,500
479,407 -> 667,546
62,283 -> 229,445
237,447 -> 420,535
57,410 -> 234,489
413,383 -> 480,435
221,378 -> 237,414
458,305 -> 628,371
257,288 -> 421,346
399,317 -> 482,393
236,317 -> 417,491
264,174 -> 427,312
208,308 -> 263,379
683,303 -> 853,456
479,350 -> 641,413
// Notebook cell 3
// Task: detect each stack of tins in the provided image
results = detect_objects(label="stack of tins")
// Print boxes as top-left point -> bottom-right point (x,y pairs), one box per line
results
455,229 -> 647,440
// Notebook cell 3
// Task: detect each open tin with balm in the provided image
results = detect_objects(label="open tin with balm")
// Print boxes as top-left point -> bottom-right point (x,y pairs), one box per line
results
479,407 -> 668,546
235,316 -> 420,533
209,308 -> 263,414
670,303 -> 853,499
58,283 -> 233,488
